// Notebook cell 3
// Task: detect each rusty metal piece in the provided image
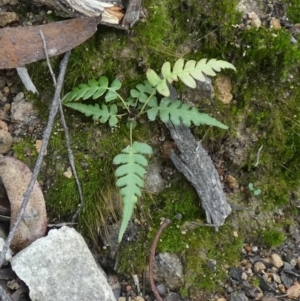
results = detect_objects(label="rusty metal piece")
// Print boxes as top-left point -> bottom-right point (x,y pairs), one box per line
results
0,16 -> 101,69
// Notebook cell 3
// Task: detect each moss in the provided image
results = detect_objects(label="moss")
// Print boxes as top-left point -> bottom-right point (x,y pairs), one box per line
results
12,137 -> 37,167
282,0 -> 300,23
259,229 -> 286,248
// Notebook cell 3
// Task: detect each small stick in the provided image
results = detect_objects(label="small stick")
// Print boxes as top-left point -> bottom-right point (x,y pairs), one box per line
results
40,30 -> 84,222
149,218 -> 171,301
254,145 -> 263,167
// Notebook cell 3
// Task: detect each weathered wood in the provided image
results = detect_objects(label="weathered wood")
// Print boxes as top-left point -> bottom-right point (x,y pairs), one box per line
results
165,121 -> 232,228
28,0 -> 143,28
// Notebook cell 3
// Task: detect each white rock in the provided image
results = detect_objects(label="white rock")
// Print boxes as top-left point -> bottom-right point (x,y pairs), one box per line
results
10,226 -> 116,301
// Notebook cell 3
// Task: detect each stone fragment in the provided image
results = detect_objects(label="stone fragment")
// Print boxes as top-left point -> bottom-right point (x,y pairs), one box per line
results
164,292 -> 182,301
272,273 -> 281,283
11,93 -> 39,125
144,159 -> 165,194
153,252 -> 183,290
11,227 -> 116,301
248,12 -> 261,28
280,270 -> 294,288
230,291 -> 249,301
270,19 -> 281,30
0,129 -> 12,153
225,174 -> 237,189
0,121 -> 8,132
215,75 -> 233,104
270,253 -> 283,268
0,12 -> 19,27
254,261 -> 266,272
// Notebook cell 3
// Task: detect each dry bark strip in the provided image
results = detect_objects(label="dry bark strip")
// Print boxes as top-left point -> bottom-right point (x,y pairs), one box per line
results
165,122 -> 232,228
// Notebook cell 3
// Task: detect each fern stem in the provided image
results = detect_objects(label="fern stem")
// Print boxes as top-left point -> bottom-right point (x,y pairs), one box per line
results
137,90 -> 157,117
107,88 -> 130,113
129,121 -> 133,146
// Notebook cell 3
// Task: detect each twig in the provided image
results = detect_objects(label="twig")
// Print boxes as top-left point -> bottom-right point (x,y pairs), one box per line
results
254,145 -> 263,167
0,52 -> 70,269
149,218 -> 171,301
39,30 -> 84,222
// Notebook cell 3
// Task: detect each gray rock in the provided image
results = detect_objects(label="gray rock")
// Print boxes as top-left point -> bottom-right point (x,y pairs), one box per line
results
153,253 -> 183,290
145,159 -> 165,194
164,292 -> 182,301
230,291 -> 249,301
10,226 -> 116,301
181,75 -> 214,106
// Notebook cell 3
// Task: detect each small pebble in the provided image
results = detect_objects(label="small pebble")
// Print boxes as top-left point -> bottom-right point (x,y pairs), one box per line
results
272,273 -> 281,283
270,253 -> 283,268
254,261 -> 266,272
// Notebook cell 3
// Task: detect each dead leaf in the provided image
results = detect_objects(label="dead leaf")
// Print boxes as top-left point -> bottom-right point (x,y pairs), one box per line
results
0,17 -> 101,69
287,281 -> 300,299
0,156 -> 47,252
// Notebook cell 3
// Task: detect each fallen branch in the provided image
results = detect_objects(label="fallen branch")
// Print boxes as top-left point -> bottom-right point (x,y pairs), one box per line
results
40,30 -> 84,222
0,52 -> 70,269
149,218 -> 171,301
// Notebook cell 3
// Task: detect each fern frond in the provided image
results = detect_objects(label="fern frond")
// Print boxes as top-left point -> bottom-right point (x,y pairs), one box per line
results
64,103 -> 119,126
130,81 -> 157,104
113,142 -> 153,242
146,58 -> 236,97
62,76 -> 122,103
146,97 -> 228,129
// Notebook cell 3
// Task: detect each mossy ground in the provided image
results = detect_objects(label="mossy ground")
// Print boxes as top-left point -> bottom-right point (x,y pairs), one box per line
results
12,0 -> 300,297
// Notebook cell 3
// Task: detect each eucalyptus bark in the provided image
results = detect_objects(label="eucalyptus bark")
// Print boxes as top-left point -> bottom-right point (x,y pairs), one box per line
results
165,122 -> 232,228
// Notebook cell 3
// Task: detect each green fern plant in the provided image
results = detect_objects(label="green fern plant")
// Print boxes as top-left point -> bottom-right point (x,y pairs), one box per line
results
63,58 -> 235,242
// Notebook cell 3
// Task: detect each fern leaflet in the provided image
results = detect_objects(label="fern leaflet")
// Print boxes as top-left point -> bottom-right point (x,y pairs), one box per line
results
64,102 -> 119,126
62,76 -> 122,103
130,81 -> 157,104
146,58 -> 236,97
146,97 -> 228,129
113,142 -> 153,242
